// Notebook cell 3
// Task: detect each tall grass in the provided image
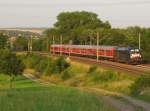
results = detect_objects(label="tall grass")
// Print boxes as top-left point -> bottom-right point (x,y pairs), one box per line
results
130,74 -> 150,96
62,61 -> 134,94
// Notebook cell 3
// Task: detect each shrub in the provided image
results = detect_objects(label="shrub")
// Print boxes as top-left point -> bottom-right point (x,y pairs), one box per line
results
102,70 -> 116,81
0,49 -> 25,88
130,74 -> 150,96
88,65 -> 97,73
35,58 -> 51,73
21,55 -> 70,76
89,70 -> 117,83
51,57 -> 70,74
69,79 -> 81,87
22,54 -> 43,69
43,66 -> 53,76
61,70 -> 71,80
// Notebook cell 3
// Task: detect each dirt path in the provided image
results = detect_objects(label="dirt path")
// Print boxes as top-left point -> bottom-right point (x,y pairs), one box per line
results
103,96 -> 137,111
89,88 -> 150,111
24,74 -> 150,111
23,74 -> 53,86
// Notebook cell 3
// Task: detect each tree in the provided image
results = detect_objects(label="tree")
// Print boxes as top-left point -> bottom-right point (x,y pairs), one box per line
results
123,26 -> 143,47
44,11 -> 150,62
141,28 -> 150,61
99,29 -> 127,46
0,33 -> 8,49
54,11 -> 111,35
44,11 -> 111,45
14,36 -> 28,51
0,50 -> 25,88
32,38 -> 47,51
50,57 -> 70,74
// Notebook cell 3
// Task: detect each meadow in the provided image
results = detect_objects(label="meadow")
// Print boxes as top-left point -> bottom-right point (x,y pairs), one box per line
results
0,74 -> 115,111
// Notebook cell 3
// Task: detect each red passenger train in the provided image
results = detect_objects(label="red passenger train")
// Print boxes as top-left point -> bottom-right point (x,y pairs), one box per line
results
50,45 -> 141,64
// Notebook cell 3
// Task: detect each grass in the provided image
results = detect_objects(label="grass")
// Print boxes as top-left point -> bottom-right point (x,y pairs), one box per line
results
135,90 -> 150,103
66,61 -> 150,103
45,61 -> 135,94
0,74 -> 116,111
19,54 -> 150,103
0,74 -> 40,89
21,54 -> 135,94
26,58 -> 150,103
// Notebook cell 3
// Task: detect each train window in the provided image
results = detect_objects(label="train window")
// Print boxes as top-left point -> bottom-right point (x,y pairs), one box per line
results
130,49 -> 140,54
106,50 -> 109,53
99,49 -> 104,53
106,50 -> 111,55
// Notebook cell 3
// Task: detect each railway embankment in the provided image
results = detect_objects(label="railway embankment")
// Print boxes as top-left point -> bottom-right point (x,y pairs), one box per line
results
20,53 -> 150,103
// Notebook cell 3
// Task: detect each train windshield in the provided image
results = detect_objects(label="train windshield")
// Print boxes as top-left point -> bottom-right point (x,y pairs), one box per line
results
130,49 -> 140,54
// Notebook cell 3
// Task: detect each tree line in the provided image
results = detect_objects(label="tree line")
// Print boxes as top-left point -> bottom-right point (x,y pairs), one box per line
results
0,11 -> 150,61
44,11 -> 150,61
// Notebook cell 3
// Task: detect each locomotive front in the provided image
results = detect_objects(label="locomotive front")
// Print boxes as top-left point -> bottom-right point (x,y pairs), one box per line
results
130,48 -> 142,64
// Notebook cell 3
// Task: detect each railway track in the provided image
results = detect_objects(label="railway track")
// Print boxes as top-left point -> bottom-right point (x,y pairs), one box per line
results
69,56 -> 150,75
136,64 -> 150,69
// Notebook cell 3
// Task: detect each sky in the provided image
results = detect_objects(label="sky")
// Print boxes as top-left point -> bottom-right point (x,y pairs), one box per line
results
0,0 -> 150,28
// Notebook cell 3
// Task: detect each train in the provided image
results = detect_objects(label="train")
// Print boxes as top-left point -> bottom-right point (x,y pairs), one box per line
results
50,45 -> 142,64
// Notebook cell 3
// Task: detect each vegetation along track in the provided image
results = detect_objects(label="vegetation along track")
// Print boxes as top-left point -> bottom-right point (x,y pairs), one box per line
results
69,56 -> 150,75
24,51 -> 150,75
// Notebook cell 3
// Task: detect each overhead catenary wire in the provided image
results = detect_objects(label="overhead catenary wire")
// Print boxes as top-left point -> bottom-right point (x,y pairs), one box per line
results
93,0 -> 150,6
1,0 -> 150,8
56,0 -> 150,7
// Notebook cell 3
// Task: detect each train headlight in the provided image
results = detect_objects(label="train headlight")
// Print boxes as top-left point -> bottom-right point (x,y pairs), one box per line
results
130,54 -> 141,59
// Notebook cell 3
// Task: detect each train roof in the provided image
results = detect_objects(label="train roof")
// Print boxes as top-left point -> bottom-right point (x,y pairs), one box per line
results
117,47 -> 131,51
51,44 -> 117,49
116,47 -> 139,51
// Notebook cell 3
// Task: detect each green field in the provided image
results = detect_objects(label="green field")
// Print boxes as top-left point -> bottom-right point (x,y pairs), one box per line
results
0,74 -> 115,111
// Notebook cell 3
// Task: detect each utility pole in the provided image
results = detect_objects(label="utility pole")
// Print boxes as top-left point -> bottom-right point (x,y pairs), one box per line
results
139,32 -> 141,50
28,35 -> 33,53
10,39 -> 14,51
97,32 -> 99,62
90,36 -> 92,45
52,35 -> 55,55
30,35 -> 33,53
69,40 -> 72,57
28,37 -> 30,52
60,35 -> 63,56
47,36 -> 49,52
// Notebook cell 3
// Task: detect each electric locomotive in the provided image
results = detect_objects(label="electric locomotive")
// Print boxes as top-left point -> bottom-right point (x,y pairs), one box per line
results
115,47 -> 141,64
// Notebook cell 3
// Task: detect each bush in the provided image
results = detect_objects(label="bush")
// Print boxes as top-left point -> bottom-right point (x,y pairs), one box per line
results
130,74 -> 150,96
43,66 -> 53,76
102,70 -> 117,81
35,58 -> 51,73
22,54 -> 43,69
88,65 -> 97,73
21,54 -> 71,76
89,70 -> 117,82
51,57 -> 70,74
0,49 -> 25,88
61,70 -> 71,80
